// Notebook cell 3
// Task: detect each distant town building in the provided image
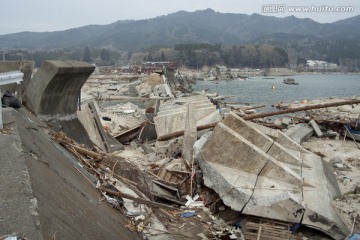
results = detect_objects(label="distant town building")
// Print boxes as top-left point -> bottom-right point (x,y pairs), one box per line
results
141,61 -> 178,74
306,60 -> 338,70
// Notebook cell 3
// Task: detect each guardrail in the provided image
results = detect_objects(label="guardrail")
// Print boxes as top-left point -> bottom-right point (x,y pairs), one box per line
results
0,71 -> 24,129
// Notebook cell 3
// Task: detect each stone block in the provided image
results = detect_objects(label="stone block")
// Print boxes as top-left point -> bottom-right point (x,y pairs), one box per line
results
284,124 -> 313,144
308,120 -> 323,137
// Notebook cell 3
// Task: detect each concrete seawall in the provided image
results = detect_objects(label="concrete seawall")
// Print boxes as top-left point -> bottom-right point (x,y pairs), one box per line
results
0,108 -> 138,239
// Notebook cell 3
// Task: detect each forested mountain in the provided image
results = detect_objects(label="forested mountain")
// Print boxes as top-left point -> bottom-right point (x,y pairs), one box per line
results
0,9 -> 359,51
1,9 -> 359,67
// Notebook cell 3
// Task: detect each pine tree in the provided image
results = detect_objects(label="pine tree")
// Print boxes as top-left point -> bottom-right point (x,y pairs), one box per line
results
82,46 -> 91,63
160,51 -> 166,61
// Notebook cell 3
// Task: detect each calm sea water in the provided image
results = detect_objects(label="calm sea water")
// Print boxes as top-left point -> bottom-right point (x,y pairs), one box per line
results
195,74 -> 360,111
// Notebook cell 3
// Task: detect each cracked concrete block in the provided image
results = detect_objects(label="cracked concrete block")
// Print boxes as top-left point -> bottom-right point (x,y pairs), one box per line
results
308,120 -> 323,137
155,137 -> 183,160
284,124 -> 313,144
154,95 -> 220,139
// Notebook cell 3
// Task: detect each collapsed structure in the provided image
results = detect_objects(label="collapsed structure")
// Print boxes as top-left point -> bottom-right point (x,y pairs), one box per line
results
195,112 -> 349,239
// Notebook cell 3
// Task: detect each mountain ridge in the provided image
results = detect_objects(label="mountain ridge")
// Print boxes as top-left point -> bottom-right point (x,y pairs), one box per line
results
0,9 -> 359,51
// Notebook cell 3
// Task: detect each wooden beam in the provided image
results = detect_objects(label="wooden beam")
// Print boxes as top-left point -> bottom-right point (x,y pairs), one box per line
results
100,187 -> 179,211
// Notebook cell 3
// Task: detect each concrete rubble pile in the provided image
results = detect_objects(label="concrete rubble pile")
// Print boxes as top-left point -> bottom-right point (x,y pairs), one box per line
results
1,61 -> 359,240
82,66 -> 194,101
195,112 -> 349,239
0,61 -> 243,240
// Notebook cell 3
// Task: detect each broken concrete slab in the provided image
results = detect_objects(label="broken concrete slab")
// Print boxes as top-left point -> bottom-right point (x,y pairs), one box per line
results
25,60 -> 95,117
182,103 -> 197,164
248,120 -> 279,140
154,95 -> 221,139
276,131 -> 304,152
196,113 -> 349,239
156,137 -> 183,160
24,61 -> 96,147
77,98 -> 124,152
156,101 -> 214,117
199,122 -> 305,216
197,110 -> 222,126
158,95 -> 211,112
281,117 -> 292,127
301,151 -> 348,240
309,119 -> 323,137
77,99 -> 108,150
284,123 -> 314,144
223,112 -> 274,152
223,112 -> 306,167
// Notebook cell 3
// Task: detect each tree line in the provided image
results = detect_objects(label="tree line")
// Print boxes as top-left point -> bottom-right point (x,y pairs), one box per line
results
174,43 -> 288,69
1,43 -> 289,69
1,47 -> 119,67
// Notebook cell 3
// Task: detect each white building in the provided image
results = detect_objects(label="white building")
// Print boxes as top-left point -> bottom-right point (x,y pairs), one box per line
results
306,60 -> 338,70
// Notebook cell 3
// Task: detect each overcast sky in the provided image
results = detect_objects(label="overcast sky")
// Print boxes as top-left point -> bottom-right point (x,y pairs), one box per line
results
1,0 -> 359,35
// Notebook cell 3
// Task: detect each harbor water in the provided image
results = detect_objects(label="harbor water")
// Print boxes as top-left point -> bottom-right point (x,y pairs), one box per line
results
195,74 -> 360,112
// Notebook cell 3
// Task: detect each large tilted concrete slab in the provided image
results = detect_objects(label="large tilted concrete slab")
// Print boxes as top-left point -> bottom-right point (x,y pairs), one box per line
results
77,96 -> 124,152
196,112 -> 349,239
25,60 -> 95,147
0,108 -> 138,239
301,152 -> 348,240
25,60 -> 95,117
154,95 -> 221,139
223,113 -> 307,168
199,122 -> 305,223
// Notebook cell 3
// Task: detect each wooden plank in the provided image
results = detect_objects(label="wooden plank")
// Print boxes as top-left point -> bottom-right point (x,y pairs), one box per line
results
256,225 -> 262,240
244,217 -> 291,240
100,187 -> 179,211
88,101 -> 111,152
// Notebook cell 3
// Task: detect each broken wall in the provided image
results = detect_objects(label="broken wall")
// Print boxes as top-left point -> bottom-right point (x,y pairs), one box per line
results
25,60 -> 95,147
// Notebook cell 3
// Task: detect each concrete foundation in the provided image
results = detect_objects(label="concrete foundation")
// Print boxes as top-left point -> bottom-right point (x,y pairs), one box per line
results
196,112 -> 349,239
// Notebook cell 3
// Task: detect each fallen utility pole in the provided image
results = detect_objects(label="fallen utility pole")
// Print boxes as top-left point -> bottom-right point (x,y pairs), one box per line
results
114,121 -> 148,141
157,122 -> 218,141
227,104 -> 266,110
243,99 -> 360,120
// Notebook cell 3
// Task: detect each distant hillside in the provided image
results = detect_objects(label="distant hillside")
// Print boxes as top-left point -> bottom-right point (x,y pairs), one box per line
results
1,9 -> 359,52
